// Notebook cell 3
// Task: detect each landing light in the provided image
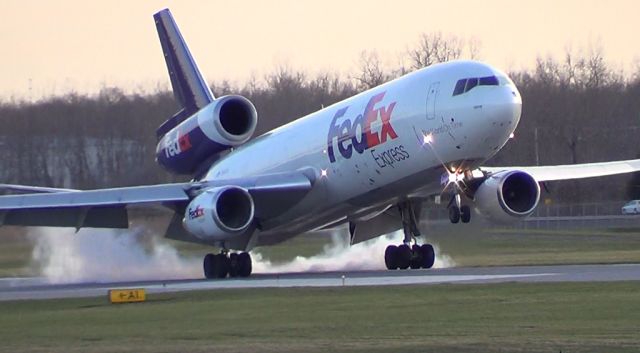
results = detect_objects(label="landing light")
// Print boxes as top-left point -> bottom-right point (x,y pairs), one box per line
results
320,169 -> 328,178
422,133 -> 433,145
448,172 -> 465,183
509,132 -> 515,139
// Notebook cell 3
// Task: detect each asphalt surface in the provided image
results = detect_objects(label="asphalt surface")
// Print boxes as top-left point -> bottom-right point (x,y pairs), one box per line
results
1,263 -> 639,301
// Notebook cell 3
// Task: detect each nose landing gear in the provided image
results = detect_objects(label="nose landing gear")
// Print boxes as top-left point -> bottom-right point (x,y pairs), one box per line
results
384,201 -> 436,270
203,251 -> 252,279
448,193 -> 471,224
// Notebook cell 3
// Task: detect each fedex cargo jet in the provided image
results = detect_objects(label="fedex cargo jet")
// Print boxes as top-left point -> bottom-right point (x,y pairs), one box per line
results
1,9 -> 640,279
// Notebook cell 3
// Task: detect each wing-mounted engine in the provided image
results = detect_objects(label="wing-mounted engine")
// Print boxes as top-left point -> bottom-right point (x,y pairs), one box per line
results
473,170 -> 540,223
183,186 -> 256,241
156,95 -> 258,174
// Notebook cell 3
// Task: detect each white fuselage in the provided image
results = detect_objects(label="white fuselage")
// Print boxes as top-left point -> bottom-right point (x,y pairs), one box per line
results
205,61 -> 522,243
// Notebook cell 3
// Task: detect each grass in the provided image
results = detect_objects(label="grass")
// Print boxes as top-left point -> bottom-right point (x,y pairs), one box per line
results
0,240 -> 34,276
427,225 -> 640,266
0,282 -> 639,352
0,230 -> 36,277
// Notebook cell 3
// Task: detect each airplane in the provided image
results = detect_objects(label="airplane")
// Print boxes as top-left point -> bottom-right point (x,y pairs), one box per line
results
2,8 -> 640,279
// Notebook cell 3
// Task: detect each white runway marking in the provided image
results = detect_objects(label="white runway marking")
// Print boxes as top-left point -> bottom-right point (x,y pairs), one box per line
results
2,263 -> 640,301
142,273 -> 557,292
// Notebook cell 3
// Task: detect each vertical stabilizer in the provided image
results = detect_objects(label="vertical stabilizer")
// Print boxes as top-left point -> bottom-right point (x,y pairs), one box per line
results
154,9 -> 215,138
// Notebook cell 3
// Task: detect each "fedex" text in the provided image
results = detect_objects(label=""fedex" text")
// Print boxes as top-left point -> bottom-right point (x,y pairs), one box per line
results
164,131 -> 192,158
326,92 -> 398,163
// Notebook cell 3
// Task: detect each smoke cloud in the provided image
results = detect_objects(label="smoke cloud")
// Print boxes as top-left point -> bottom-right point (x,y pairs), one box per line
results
252,230 -> 455,273
29,227 -> 201,284
28,228 -> 455,284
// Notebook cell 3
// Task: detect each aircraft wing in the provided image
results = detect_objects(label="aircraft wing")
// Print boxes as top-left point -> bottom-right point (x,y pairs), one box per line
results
0,171 -> 314,229
0,184 -> 79,194
482,158 -> 640,182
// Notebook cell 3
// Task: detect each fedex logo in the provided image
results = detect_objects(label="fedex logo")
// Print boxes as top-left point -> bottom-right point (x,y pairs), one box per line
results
164,130 -> 192,158
187,205 -> 205,220
327,92 -> 398,163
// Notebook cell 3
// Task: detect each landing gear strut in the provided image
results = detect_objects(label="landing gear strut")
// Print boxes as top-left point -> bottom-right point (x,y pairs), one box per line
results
203,251 -> 252,279
384,201 -> 436,270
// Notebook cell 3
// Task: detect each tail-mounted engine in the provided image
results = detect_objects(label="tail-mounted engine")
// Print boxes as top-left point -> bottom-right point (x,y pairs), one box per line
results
183,186 -> 255,241
156,95 -> 258,174
473,170 -> 540,223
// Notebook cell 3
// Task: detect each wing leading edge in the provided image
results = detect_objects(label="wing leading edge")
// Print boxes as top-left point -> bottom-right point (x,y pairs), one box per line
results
482,158 -> 640,182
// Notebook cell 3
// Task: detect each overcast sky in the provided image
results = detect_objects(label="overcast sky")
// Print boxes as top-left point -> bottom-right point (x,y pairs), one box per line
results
2,0 -> 639,99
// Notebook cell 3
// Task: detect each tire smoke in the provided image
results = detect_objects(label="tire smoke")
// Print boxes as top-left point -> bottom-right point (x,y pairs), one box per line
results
251,230 -> 455,273
28,228 -> 455,283
29,227 -> 201,284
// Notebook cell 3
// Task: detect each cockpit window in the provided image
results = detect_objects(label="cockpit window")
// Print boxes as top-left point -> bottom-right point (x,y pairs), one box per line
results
465,78 -> 478,92
452,75 -> 499,96
453,79 -> 466,96
479,75 -> 499,86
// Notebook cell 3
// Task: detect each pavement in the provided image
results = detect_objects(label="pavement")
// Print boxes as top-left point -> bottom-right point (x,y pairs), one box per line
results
1,263 -> 639,301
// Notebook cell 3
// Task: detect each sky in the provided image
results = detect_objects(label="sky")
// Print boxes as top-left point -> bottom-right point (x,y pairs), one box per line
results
2,0 -> 639,99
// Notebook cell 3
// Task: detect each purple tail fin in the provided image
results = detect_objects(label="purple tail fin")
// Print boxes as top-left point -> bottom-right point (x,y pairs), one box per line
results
154,9 -> 215,138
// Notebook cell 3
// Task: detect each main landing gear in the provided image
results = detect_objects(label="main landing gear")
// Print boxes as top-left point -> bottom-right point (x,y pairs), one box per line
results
384,201 -> 436,270
203,251 -> 252,279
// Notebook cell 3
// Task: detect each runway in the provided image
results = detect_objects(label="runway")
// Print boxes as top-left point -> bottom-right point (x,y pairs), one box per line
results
1,263 -> 639,301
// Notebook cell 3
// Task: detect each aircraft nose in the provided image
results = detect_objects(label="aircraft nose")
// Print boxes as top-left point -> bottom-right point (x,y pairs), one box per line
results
494,84 -> 521,130
476,85 -> 522,154
503,86 -> 522,130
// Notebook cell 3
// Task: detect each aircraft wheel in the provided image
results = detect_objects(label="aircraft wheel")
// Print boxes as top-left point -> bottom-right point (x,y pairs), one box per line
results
396,244 -> 412,270
228,253 -> 239,277
384,245 -> 398,270
203,253 -> 215,279
213,254 -> 229,278
449,206 -> 460,224
460,205 -> 471,223
238,252 -> 252,277
420,244 -> 435,269
410,244 -> 423,269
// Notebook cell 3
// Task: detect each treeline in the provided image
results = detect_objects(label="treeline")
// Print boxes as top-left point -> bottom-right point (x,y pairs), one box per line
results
1,34 -> 639,202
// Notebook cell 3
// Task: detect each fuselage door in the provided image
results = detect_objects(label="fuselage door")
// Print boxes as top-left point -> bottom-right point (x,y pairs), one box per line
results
426,82 -> 440,120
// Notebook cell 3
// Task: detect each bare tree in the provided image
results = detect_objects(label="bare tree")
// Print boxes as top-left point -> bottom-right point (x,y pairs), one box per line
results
406,33 -> 480,70
355,50 -> 391,90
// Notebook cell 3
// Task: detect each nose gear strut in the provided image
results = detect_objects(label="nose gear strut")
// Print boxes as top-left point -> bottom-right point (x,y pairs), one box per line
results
447,193 -> 471,224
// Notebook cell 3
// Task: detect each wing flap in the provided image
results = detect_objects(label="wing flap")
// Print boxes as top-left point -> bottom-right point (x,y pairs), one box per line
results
246,171 -> 313,219
349,209 -> 401,245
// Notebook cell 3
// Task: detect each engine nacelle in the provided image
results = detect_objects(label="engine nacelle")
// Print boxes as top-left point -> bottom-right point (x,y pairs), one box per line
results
473,170 -> 540,223
183,186 -> 255,241
156,95 -> 258,174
